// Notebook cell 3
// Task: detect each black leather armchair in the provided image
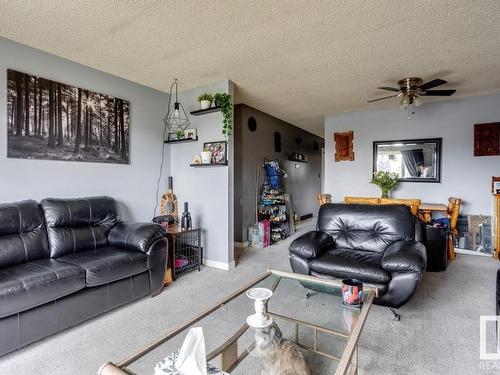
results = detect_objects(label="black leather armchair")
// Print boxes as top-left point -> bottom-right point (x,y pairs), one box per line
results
289,203 -> 426,308
0,197 -> 168,356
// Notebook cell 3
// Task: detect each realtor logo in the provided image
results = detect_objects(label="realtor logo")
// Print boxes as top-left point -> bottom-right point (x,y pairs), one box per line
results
480,315 -> 500,360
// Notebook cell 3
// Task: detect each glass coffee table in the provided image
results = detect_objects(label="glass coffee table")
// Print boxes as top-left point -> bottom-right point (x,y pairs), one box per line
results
99,269 -> 377,375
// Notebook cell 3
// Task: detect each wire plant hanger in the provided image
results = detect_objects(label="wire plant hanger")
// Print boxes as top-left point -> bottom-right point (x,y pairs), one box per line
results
163,78 -> 190,138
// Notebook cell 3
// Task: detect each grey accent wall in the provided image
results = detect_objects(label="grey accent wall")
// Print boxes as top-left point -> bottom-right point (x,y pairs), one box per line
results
234,104 -> 323,243
0,37 -> 170,221
324,94 -> 500,215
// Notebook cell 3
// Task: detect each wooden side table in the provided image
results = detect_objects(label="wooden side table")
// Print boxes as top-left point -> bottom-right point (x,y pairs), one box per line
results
164,225 -> 202,285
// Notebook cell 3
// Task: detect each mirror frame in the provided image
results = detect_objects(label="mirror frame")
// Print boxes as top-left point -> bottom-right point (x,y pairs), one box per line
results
372,138 -> 442,183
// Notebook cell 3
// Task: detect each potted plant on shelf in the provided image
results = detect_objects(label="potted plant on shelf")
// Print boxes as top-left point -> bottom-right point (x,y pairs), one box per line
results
214,93 -> 232,139
201,147 -> 212,164
371,171 -> 399,198
197,93 -> 213,110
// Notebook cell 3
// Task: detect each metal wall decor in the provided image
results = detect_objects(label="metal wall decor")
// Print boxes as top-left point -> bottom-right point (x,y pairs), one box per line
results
334,131 -> 354,162
274,132 -> 282,152
163,79 -> 190,134
248,117 -> 257,132
474,122 -> 500,156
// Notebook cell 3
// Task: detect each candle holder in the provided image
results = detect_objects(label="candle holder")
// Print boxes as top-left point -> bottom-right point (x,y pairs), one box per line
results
246,288 -> 273,328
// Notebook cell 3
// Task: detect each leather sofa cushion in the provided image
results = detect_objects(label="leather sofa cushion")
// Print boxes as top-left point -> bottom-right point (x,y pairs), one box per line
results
317,204 -> 415,253
40,197 -> 119,258
0,200 -> 49,269
309,248 -> 391,284
0,259 -> 85,318
57,247 -> 148,287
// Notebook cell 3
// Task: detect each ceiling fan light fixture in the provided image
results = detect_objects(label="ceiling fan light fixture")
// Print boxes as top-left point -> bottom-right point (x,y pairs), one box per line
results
368,77 -> 456,113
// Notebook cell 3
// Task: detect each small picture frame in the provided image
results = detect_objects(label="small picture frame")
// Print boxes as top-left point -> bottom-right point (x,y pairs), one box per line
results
203,141 -> 227,164
184,128 -> 197,140
493,176 -> 500,194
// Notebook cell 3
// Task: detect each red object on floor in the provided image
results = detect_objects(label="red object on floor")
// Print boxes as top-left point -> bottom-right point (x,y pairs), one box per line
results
175,257 -> 189,269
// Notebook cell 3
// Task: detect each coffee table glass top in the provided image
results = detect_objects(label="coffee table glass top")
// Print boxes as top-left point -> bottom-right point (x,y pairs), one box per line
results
113,269 -> 376,375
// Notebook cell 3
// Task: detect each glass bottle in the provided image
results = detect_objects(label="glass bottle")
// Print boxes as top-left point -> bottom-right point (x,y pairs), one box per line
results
181,202 -> 192,230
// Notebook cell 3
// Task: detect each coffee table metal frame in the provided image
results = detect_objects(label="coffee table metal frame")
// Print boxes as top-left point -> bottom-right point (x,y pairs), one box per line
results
98,269 -> 377,375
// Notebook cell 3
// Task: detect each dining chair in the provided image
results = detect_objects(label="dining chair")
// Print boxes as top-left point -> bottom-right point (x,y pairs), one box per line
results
380,198 -> 421,215
447,197 -> 462,260
344,196 -> 380,205
317,193 -> 332,206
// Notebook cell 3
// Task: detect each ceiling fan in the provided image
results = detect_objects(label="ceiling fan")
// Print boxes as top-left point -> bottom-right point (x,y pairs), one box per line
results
368,77 -> 456,110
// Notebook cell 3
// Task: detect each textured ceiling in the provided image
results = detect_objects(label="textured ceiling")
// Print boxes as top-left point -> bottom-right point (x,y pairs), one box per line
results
1,1 -> 500,136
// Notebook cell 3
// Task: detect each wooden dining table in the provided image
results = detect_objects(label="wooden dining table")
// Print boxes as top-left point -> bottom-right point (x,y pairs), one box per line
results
418,203 -> 448,223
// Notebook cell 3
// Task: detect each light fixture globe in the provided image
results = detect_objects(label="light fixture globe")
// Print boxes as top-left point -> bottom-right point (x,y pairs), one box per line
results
399,94 -> 410,109
163,79 -> 190,133
413,95 -> 423,107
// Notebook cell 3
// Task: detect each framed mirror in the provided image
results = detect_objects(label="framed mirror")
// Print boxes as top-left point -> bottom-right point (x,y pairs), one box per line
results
373,138 -> 442,183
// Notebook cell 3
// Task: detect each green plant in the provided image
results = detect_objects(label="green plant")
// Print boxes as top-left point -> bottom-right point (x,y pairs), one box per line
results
371,171 -> 399,198
197,93 -> 213,102
176,131 -> 184,139
214,93 -> 232,139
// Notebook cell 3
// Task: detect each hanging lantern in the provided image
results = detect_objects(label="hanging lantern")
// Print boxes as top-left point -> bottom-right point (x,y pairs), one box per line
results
163,79 -> 190,133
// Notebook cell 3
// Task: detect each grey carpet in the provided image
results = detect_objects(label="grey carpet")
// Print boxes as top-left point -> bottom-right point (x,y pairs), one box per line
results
0,221 -> 498,375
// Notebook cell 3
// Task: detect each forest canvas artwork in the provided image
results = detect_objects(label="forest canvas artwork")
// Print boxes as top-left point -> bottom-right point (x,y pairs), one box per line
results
7,69 -> 129,163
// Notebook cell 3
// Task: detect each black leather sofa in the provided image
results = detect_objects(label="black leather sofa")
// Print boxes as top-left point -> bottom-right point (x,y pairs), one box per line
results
0,197 -> 167,356
289,203 -> 426,308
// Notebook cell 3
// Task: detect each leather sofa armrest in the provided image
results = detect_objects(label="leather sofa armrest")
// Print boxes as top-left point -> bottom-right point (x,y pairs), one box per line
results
108,222 -> 166,253
289,231 -> 335,260
381,240 -> 427,273
146,237 -> 168,296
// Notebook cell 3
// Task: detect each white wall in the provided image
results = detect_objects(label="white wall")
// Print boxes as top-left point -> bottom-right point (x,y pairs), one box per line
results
0,38 -> 171,221
324,94 -> 500,215
169,81 -> 234,268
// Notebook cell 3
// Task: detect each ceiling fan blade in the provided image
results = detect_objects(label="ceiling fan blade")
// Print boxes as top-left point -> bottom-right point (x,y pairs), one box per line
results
421,89 -> 456,96
419,79 -> 447,91
367,94 -> 398,103
377,86 -> 400,92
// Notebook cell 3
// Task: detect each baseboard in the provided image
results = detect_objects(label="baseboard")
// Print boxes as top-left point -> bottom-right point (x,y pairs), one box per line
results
234,241 -> 249,248
454,248 -> 492,257
203,259 -> 236,270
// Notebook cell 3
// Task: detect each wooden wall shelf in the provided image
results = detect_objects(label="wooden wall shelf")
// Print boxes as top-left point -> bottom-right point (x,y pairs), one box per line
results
164,137 -> 198,144
190,107 -> 221,116
190,163 -> 228,167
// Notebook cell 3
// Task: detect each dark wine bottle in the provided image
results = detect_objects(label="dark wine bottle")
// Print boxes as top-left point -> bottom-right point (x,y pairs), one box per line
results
181,202 -> 192,230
